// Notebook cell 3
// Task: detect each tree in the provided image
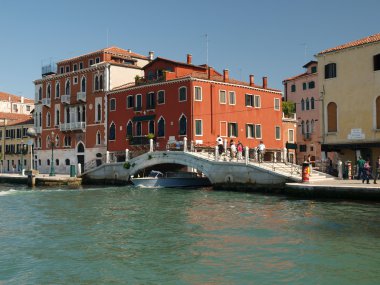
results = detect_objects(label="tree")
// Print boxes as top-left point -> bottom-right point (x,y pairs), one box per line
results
282,101 -> 296,117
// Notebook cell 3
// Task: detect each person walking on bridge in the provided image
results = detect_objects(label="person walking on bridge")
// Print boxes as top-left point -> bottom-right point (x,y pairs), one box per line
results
258,141 -> 265,162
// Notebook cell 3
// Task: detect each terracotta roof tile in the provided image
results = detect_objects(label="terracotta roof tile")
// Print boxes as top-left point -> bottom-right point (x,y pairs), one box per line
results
318,33 -> 380,55
0,92 -> 33,103
283,72 -> 308,82
0,112 -> 32,125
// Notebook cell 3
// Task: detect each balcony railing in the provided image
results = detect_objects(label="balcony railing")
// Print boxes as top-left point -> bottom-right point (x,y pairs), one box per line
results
59,122 -> 86,132
42,98 -> 51,107
77,91 -> 86,102
61,94 -> 71,104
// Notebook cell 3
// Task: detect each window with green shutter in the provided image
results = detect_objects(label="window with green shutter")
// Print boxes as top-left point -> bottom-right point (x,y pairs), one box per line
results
303,82 -> 307,90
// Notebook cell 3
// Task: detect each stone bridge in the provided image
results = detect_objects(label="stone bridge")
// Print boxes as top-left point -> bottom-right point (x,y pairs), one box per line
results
82,150 -> 333,186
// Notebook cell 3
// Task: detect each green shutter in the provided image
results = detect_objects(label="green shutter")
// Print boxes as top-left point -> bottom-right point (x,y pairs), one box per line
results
228,123 -> 231,137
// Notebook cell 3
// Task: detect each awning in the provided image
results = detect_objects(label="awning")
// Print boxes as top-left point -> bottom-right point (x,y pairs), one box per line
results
132,115 -> 156,122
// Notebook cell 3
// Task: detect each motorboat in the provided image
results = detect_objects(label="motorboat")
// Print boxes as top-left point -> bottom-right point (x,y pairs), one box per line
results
131,170 -> 211,188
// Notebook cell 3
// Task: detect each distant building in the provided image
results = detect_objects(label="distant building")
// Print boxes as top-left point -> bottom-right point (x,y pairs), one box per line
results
315,33 -> 380,164
33,47 -> 151,174
0,91 -> 34,114
108,54 -> 285,161
283,61 -> 320,164
281,113 -> 297,164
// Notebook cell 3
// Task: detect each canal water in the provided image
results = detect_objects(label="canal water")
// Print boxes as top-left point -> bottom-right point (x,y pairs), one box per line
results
0,184 -> 379,285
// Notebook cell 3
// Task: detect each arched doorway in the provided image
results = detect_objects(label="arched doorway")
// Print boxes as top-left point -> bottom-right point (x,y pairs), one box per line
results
77,142 -> 85,173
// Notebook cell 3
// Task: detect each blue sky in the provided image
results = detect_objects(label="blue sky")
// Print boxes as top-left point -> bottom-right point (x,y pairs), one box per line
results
0,0 -> 379,98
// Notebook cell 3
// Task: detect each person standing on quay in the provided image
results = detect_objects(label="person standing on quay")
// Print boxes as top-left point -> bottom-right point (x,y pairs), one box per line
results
357,156 -> 365,180
374,156 -> 380,184
258,141 -> 265,162
362,159 -> 371,184
216,135 -> 224,155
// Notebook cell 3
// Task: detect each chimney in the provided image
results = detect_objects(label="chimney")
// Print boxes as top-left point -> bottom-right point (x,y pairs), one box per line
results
148,51 -> 154,61
21,96 -> 24,103
208,67 -> 211,79
187,54 -> 192,64
263,76 -> 268,89
249,75 -> 254,86
223,69 -> 229,82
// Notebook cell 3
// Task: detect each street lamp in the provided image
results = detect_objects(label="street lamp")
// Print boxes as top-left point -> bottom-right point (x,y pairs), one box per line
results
49,131 -> 55,176
20,139 -> 24,175
26,127 -> 37,171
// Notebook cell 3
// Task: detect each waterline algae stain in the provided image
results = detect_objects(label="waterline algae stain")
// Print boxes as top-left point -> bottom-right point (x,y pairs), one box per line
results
0,185 -> 379,284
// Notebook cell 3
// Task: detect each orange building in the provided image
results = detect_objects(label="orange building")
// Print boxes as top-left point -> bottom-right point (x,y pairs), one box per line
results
33,47 -> 151,174
108,55 -> 284,160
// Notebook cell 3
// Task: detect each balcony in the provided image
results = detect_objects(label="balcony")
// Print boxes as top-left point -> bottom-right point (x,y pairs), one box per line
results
303,132 -> 312,141
61,94 -> 71,104
59,122 -> 86,132
42,98 -> 51,107
35,126 -> 42,134
77,91 -> 86,102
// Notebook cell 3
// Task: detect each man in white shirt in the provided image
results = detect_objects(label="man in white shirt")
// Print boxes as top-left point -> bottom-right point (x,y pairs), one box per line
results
258,141 -> 265,162
216,135 -> 224,155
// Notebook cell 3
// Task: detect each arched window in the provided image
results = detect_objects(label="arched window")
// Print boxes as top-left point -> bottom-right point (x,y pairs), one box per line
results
77,142 -> 85,153
179,114 -> 187,135
66,107 -> 70,123
94,75 -> 99,91
148,120 -> 155,135
46,112 -> 51,127
306,98 -> 310,110
97,104 -> 101,122
99,75 -> 103,90
65,80 -> 71,95
39,112 -> 42,127
109,122 -> 116,140
77,106 -> 81,122
179,87 -> 187,102
96,131 -> 101,145
136,122 -> 142,136
311,119 -> 315,133
126,121 -> 133,137
46,135 -> 51,148
311,97 -> 315,109
82,106 -> 86,122
56,109 -> 60,126
46,84 -> 51,99
55,159 -> 59,166
64,136 -> 71,147
327,102 -> 337,132
81,77 -> 86,92
55,135 -> 59,147
376,96 -> 380,129
55,82 -> 60,98
47,159 -> 50,166
301,99 -> 305,111
65,159 -> 70,166
306,120 -> 310,134
38,86 -> 42,101
158,117 -> 165,137
301,121 -> 304,135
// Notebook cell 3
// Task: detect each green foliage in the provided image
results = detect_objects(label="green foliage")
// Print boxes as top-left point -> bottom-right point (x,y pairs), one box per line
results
123,162 -> 131,169
148,154 -> 152,160
146,133 -> 155,140
282,101 -> 295,116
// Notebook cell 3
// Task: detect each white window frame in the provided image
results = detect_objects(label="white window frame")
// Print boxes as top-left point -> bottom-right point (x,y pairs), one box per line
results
46,112 -> 51,127
157,116 -> 166,138
275,126 -> 281,140
135,94 -> 142,110
96,131 -> 101,145
246,123 -> 255,138
245,93 -> 254,107
229,91 -> 236,105
195,119 -> 203,136
229,122 -> 238,138
288,129 -> 294,143
254,95 -> 261,108
255,124 -> 262,139
194,86 -> 202,101
219,90 -> 227,104
220,121 -> 228,137
274,98 -> 280,111
55,81 -> 60,98
73,76 -> 78,85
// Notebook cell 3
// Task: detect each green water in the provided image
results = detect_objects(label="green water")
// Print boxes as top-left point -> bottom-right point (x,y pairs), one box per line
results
0,184 -> 379,285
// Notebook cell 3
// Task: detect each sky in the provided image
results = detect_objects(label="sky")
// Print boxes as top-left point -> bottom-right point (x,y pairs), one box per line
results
0,0 -> 379,99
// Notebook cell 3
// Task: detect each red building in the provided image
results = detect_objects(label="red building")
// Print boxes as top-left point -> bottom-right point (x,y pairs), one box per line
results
34,47 -> 151,173
108,55 -> 284,160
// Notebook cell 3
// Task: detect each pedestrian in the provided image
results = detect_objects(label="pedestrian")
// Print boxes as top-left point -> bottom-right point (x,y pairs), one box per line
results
216,135 -> 224,155
374,156 -> 380,184
307,154 -> 313,175
237,141 -> 243,160
230,141 -> 237,160
258,141 -> 265,162
362,159 -> 371,184
357,156 -> 365,180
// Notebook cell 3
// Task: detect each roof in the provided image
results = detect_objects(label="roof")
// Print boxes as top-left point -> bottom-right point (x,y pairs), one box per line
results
8,117 -> 34,126
0,92 -> 33,103
58,46 -> 148,64
283,72 -> 308,82
302,60 -> 317,68
318,33 -> 380,55
0,112 -> 32,125
143,57 -> 209,71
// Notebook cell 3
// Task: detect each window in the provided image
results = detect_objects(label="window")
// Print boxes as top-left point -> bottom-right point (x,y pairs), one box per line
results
311,120 -> 315,133
135,94 -> 142,111
195,120 -> 203,136
377,96 -> 380,129
65,80 -> 70,95
254,95 -> 261,108
303,82 -> 307,90
60,67 -> 64,74
65,159 -> 70,166
127,95 -> 134,108
301,99 -> 305,111
306,98 -> 310,110
46,112 -> 51,127
255,124 -> 262,139
95,57 -> 100,64
275,126 -> 281,140
46,135 -> 51,148
79,62 -> 83,70
81,77 -> 86,92
179,87 -> 187,102
311,97 -> 315,109
38,86 -> 42,101
300,120 -> 304,135
157,90 -> 165,104
299,144 -> 307,152
274,98 -> 280,110
73,64 -> 78,71
374,54 -> 380,71
148,120 -> 155,135
110,98 -> 116,111
55,82 -> 60,98
65,66 -> 70,73
219,90 -> 226,104
291,84 -> 296,92
55,159 -> 59,166
47,159 -> 50,166
327,102 -> 337,132
246,124 -> 255,138
228,122 -> 238,137
96,104 -> 101,122
245,94 -> 254,107
96,131 -> 101,145
126,121 -> 133,137
146,92 -> 155,109
308,81 -> 315,89
46,84 -> 51,99
229,91 -> 236,105
325,63 -> 337,79
179,114 -> 187,136
158,117 -> 165,137
306,120 -> 310,134
311,66 -> 317,73
99,75 -> 103,90
64,136 -> 71,147
94,75 -> 99,91
288,129 -> 294,143
56,109 -> 60,126
73,76 -> 78,85
109,123 -> 116,140
89,59 -> 94,66
194,86 -> 202,101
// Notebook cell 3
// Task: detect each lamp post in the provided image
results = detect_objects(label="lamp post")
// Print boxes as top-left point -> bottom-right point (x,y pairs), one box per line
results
49,131 -> 55,176
26,127 -> 36,171
20,139 -> 24,175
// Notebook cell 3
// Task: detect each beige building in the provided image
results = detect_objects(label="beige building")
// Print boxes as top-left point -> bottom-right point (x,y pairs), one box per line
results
316,33 -> 380,166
